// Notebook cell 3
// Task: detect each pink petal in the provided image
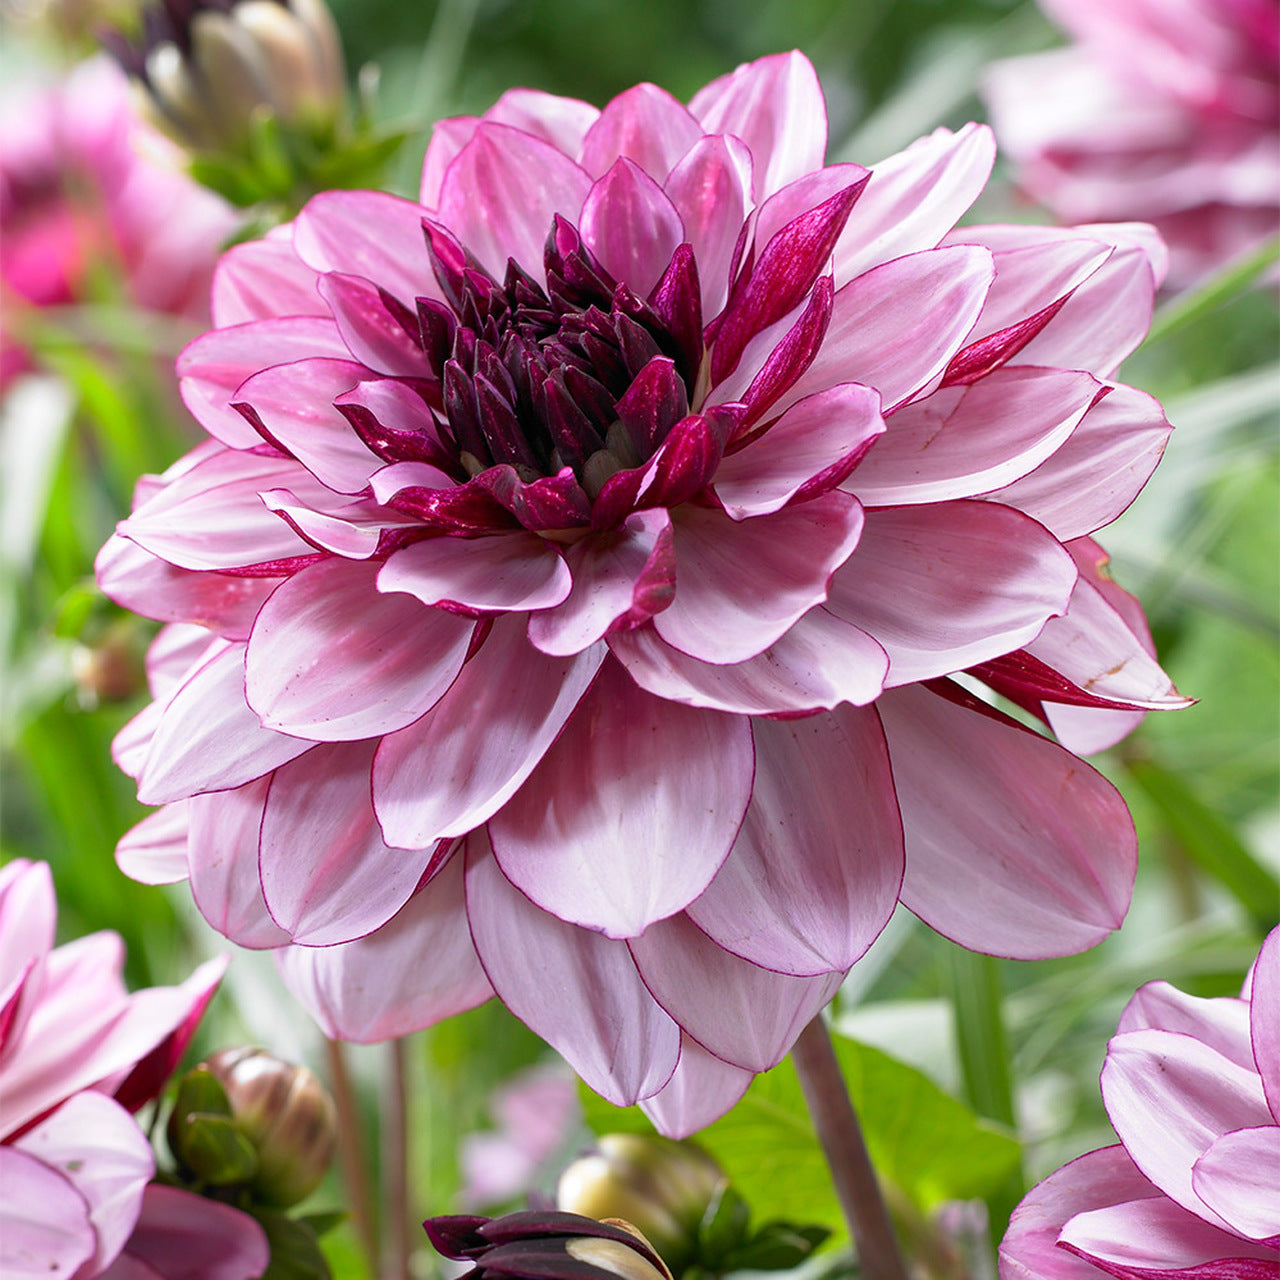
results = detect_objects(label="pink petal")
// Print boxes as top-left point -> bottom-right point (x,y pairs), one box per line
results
118,448 -> 317,573
378,533 -> 571,614
528,510 -> 675,657
688,51 -> 827,200
1193,1128 -> 1280,1245
639,1033 -> 754,1139
437,123 -> 592,284
373,615 -> 603,848
13,1092 -> 153,1277
0,1146 -> 94,1278
851,367 -> 1103,507
245,557 -> 474,741
882,681 -> 1136,958
136,640 -> 311,805
465,833 -> 681,1105
685,706 -> 902,975
119,1184 -> 270,1280
609,606 -> 887,715
177,317 -> 348,449
629,914 -> 844,1072
480,86 -> 599,158
259,487 -> 411,560
276,849 -> 492,1042
115,805 -> 190,886
1118,983 -> 1255,1073
334,378 -> 454,470
145,625 -> 215,699
316,271 -> 430,377
0,860 -> 55,1002
715,383 -> 885,518
293,189 -> 436,305
210,227 -> 324,327
835,123 -> 996,283
1101,1027 -> 1274,1229
580,159 -> 685,296
188,778 -> 291,949
655,492 -> 865,665
988,382 -> 1172,541
259,740 -> 436,945
580,82 -> 703,181
1252,929 -> 1280,1122
489,659 -> 753,938
826,501 -> 1078,685
663,135 -> 753,319
232,357 -> 380,494
751,164 -> 873,270
777,246 -> 994,415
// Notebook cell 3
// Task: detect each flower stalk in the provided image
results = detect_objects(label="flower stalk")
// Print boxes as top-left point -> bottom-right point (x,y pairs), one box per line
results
324,1038 -> 380,1276
382,1037 -> 412,1280
790,1017 -> 908,1280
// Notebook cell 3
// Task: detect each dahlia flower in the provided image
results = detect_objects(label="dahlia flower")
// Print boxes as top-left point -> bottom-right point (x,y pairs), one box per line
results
1000,927 -> 1280,1278
0,56 -> 236,388
0,859 -> 268,1279
984,0 -> 1280,287
101,51 -> 1184,1134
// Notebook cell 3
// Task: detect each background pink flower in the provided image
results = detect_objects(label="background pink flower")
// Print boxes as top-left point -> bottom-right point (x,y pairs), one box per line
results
101,51 -> 1184,1134
0,57 -> 237,388
1000,926 -> 1280,1278
983,0 -> 1280,288
0,859 -> 268,1280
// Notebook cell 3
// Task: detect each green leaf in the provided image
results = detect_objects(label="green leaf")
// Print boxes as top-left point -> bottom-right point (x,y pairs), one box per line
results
1146,235 -> 1280,346
297,1210 -> 345,1239
695,1182 -> 750,1268
581,1034 -> 1020,1235
254,1210 -> 334,1280
721,1221 -> 830,1272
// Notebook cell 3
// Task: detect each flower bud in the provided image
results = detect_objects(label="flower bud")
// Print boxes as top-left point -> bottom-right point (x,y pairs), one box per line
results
424,1211 -> 674,1280
202,1046 -> 337,1207
557,1135 -> 725,1275
71,621 -> 146,703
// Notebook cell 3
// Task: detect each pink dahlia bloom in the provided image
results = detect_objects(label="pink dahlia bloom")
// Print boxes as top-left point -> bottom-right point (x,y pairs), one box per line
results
0,57 -> 236,388
0,859 -> 268,1280
984,0 -> 1280,287
1000,927 -> 1280,1278
101,52 -> 1185,1134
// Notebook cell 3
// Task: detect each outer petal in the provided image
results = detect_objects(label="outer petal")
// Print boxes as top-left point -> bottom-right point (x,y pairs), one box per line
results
881,681 -> 1137,958
1192,1128 -> 1280,1245
245,557 -> 474,741
688,52 -> 827,200
14,1092 -> 153,1279
579,82 -> 703,181
210,227 -> 324,327
275,850 -> 493,1042
1101,1028 -> 1274,1230
316,271 -> 430,377
0,860 -> 55,1002
629,914 -> 844,1072
0,1146 -> 94,1279
489,659 -> 754,939
465,834 -> 681,1105
115,804 -> 189,886
639,1034 -> 754,1140
437,123 -> 592,285
117,1184 -> 270,1280
826,501 -> 1078,686
685,706 -> 902,976
373,615 -> 604,848
260,740 -> 437,945
654,492 -> 865,665
1118,983 -> 1254,1073
609,606 -> 887,715
1252,929 -> 1280,1121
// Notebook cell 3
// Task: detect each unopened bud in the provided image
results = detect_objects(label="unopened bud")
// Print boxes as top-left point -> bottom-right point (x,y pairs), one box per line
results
557,1135 -> 725,1274
203,1046 -> 337,1207
71,621 -> 146,703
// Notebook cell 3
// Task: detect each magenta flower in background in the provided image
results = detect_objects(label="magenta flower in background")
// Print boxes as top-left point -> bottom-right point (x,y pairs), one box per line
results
984,0 -> 1280,288
1000,927 -> 1280,1278
0,859 -> 268,1280
100,51 -> 1186,1134
0,57 -> 236,388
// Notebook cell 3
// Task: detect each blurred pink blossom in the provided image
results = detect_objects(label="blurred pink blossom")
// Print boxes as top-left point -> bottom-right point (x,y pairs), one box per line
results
0,859 -> 268,1279
102,52 -> 1184,1134
1001,926 -> 1280,1277
984,0 -> 1280,287
0,57 -> 236,388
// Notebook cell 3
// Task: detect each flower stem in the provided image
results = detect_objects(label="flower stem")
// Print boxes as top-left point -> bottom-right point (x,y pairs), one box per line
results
382,1037 -> 412,1280
324,1038 -> 380,1278
792,1016 -> 909,1280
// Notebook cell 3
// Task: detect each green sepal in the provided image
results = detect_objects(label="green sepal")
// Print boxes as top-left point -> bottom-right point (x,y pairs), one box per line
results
694,1182 -> 750,1269
253,1210 -> 334,1280
172,1113 -> 259,1186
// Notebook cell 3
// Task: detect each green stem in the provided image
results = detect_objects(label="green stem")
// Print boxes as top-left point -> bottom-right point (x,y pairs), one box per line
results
382,1038 -> 412,1280
791,1016 -> 909,1280
1146,234 -> 1280,345
324,1039 -> 380,1278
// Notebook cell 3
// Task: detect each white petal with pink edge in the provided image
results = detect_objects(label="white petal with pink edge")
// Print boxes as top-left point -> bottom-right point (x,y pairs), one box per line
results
1192,1127 -> 1280,1244
373,615 -> 604,848
489,659 -> 753,938
0,1146 -> 94,1278
1252,929 -> 1280,1121
882,681 -> 1136,958
116,803 -> 190,886
465,835 -> 681,1105
639,1033 -> 754,1140
245,558 -> 474,741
